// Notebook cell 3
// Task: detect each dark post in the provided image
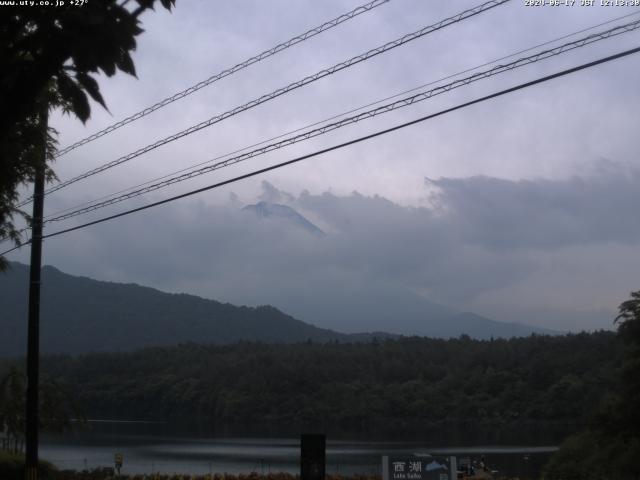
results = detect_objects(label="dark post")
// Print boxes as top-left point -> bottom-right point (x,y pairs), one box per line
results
301,434 -> 325,480
25,106 -> 47,480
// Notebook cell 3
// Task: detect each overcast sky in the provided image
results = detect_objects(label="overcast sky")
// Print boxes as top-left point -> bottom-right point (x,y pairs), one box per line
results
7,0 -> 640,333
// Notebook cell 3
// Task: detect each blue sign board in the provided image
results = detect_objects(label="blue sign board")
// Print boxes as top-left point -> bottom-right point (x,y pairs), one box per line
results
382,455 -> 457,480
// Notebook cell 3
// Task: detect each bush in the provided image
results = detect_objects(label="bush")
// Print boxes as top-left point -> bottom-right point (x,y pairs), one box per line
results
543,431 -> 640,480
0,450 -> 57,480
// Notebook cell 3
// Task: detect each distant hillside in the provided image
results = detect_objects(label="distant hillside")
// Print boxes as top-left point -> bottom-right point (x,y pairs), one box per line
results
444,312 -> 556,339
274,284 -> 558,339
1,262 -> 556,357
238,202 -> 557,339
0,262 -> 354,356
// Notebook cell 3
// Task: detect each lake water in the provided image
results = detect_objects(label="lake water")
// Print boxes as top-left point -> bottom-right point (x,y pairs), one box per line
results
40,420 -> 561,478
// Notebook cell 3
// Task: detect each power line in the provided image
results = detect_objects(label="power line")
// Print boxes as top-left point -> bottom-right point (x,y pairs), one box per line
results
24,0 -> 510,205
41,10 -> 640,222
54,0 -> 391,158
4,13 -> 639,247
4,43 -> 637,256
41,18 -> 640,225
1,243 -> 24,256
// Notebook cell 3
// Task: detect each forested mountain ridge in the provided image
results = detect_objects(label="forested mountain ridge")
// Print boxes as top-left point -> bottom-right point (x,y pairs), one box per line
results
0,262 -> 357,356
1,262 -> 556,357
12,331 -> 620,428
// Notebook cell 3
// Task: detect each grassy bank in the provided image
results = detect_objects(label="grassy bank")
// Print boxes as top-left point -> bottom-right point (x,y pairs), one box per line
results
0,451 -> 58,480
0,459 -> 532,480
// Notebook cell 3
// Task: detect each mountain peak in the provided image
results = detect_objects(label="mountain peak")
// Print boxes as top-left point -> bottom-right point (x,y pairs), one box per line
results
242,201 -> 325,237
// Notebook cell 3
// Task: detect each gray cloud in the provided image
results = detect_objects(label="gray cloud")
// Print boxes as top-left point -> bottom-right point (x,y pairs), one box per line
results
13,166 -> 639,334
429,166 -> 640,250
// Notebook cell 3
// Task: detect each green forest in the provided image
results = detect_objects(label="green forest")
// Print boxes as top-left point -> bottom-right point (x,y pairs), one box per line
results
1,331 -> 621,429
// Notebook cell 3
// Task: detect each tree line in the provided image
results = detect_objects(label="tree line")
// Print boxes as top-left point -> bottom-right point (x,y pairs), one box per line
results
1,331 -> 622,431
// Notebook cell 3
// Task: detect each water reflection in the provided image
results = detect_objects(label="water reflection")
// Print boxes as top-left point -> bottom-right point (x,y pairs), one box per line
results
40,420 -> 562,477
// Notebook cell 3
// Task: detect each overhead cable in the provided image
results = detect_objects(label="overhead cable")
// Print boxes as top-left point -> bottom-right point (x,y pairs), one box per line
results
28,0 -> 510,204
41,18 -> 640,224
42,10 -> 640,221
54,0 -> 391,158
4,43 -> 638,257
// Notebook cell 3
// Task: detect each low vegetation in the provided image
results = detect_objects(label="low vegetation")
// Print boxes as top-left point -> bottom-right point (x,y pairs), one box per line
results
0,466 -> 527,480
0,451 -> 56,480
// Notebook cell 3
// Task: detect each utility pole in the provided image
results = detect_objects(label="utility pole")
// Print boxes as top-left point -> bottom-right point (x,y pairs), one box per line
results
25,105 -> 47,480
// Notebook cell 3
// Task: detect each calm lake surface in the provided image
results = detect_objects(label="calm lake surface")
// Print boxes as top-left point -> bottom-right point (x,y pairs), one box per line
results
40,420 -> 562,478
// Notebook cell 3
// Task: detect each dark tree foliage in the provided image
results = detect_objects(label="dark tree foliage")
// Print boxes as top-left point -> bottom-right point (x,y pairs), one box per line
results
4,331 -> 619,430
0,367 -> 85,454
616,290 -> 640,344
0,0 -> 176,270
544,290 -> 640,480
611,290 -> 640,439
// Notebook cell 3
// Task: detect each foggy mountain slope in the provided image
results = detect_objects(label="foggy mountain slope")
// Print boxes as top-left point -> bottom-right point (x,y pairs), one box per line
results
0,262 -> 351,356
0,262 -> 554,357
238,199 -> 556,337
266,280 -> 556,339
